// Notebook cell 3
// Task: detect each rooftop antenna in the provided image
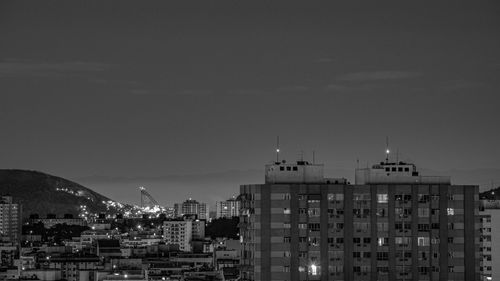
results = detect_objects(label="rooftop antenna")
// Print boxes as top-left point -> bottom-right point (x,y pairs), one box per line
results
276,136 -> 280,163
385,136 -> 390,164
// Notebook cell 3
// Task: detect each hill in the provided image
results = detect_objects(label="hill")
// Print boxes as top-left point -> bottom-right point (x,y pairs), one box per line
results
480,186 -> 500,200
0,169 -> 125,218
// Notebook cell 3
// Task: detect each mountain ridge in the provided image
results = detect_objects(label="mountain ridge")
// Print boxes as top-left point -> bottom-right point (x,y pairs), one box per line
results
0,169 -> 124,218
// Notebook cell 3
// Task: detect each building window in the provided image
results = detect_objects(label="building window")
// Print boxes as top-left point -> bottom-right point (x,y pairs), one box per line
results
284,236 -> 291,243
377,194 -> 388,203
447,208 -> 454,216
377,252 -> 389,260
283,193 -> 291,200
378,237 -> 389,246
293,166 -> 298,171
418,194 -> 430,203
328,193 -> 344,201
417,237 -> 430,246
418,224 -> 430,232
309,237 -> 320,247
309,264 -> 320,276
308,208 -> 320,217
308,223 -> 321,231
376,208 -> 387,217
395,237 -> 411,245
299,223 -> 307,229
283,208 -> 291,214
418,208 -> 430,217
377,222 -> 389,231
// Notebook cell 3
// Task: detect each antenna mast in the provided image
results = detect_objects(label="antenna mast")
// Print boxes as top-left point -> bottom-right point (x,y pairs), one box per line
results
385,136 -> 390,164
276,136 -> 280,163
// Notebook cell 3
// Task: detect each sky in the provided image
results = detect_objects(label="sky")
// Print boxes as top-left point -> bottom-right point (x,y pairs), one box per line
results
1,1 -> 500,206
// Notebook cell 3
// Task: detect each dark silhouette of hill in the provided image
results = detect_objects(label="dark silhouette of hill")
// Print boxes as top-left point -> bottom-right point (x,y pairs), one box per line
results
0,169 -> 123,218
480,186 -> 500,200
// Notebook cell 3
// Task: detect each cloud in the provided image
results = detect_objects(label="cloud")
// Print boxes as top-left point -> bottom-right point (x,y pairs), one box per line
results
0,59 -> 111,78
337,71 -> 421,82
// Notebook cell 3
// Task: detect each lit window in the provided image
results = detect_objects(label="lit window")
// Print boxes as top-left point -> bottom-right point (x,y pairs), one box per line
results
283,208 -> 291,214
418,237 -> 430,246
309,264 -> 319,276
447,208 -> 454,216
377,194 -> 388,203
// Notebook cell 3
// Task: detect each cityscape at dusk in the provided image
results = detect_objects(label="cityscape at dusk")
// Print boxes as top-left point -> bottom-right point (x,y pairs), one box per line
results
1,1 -> 500,280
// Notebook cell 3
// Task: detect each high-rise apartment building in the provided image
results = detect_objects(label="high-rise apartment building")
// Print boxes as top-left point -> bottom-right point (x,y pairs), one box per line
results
239,160 -> 481,281
216,197 -> 241,219
174,199 -> 208,220
0,196 -> 21,244
479,213 -> 492,280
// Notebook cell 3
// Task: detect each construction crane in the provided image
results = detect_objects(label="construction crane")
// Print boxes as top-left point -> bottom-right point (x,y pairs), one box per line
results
139,186 -> 160,208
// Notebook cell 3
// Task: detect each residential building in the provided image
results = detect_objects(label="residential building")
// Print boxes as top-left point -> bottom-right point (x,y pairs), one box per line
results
239,159 -> 482,281
0,196 -> 21,244
479,213 -> 493,280
163,220 -> 193,252
174,199 -> 208,220
216,197 -> 241,219
192,220 -> 205,240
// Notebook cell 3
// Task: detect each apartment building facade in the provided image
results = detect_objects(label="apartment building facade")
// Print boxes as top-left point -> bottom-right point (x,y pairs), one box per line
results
0,196 -> 21,245
239,160 -> 481,281
216,198 -> 241,219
